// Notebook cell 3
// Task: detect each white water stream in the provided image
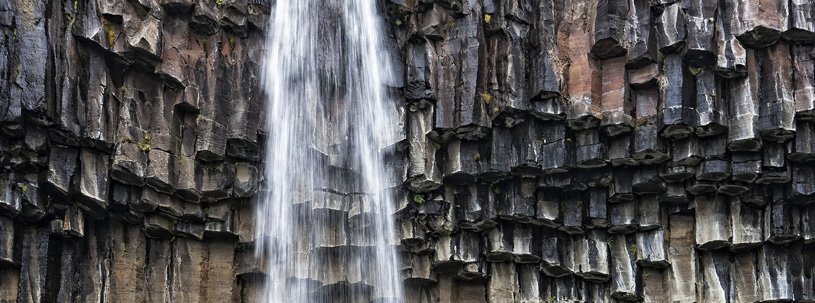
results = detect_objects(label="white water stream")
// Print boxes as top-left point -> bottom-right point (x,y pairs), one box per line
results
256,1 -> 402,302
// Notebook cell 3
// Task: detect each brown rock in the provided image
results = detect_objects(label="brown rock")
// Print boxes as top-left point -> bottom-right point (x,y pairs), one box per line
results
600,56 -> 633,136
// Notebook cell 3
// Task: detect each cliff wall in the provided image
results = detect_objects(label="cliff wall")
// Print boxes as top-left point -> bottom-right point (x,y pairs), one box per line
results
1,0 -> 814,302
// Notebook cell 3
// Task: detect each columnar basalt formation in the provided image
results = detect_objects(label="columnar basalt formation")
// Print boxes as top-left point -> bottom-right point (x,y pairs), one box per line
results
0,0 -> 814,302
1,0 -> 266,301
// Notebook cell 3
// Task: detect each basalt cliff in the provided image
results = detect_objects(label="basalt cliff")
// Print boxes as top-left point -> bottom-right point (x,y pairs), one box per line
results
1,0 -> 815,302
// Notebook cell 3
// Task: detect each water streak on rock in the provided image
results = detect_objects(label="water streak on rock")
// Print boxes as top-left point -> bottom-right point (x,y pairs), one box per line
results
256,1 -> 402,302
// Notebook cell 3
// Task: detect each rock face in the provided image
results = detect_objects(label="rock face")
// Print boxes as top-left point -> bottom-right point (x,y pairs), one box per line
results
0,0 -> 814,302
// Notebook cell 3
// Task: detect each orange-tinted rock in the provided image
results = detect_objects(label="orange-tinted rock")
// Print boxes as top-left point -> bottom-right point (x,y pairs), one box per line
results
600,56 -> 633,136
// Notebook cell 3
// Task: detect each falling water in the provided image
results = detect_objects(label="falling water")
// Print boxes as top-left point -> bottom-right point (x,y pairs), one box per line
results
256,0 -> 402,302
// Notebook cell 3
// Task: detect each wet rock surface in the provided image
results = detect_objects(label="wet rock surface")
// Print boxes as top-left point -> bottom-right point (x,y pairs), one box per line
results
0,0 -> 814,302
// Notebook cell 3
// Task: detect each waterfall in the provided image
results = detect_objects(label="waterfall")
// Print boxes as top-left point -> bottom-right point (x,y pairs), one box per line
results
256,0 -> 402,302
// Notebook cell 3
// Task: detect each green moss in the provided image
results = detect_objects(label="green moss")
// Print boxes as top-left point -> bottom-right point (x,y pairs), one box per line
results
67,15 -> 75,28
228,34 -> 236,49
63,0 -> 80,31
137,142 -> 151,152
198,35 -> 212,56
547,295 -> 556,302
106,29 -> 116,47
412,194 -> 425,205
480,91 -> 491,105
215,0 -> 224,6
473,152 -> 481,162
137,132 -> 152,152
241,287 -> 249,303
388,5 -> 411,27
19,183 -> 29,194
102,19 -> 116,48
628,243 -> 638,255
636,117 -> 649,127
484,13 -> 492,24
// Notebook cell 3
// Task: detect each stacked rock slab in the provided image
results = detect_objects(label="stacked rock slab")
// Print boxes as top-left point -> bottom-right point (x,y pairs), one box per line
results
0,0 -> 265,301
390,0 -> 815,302
0,0 -> 814,302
